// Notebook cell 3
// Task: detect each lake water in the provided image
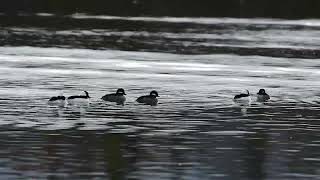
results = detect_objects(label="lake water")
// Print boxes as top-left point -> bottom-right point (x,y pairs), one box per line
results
0,14 -> 320,179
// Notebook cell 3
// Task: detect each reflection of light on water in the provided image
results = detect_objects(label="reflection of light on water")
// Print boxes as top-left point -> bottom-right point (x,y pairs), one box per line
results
69,14 -> 320,27
0,66 -> 105,75
276,67 -> 320,74
35,13 -> 55,17
202,130 -> 255,135
116,62 -> 150,68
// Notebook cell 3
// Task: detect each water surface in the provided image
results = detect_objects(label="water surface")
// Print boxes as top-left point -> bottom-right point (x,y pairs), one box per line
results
0,15 -> 320,179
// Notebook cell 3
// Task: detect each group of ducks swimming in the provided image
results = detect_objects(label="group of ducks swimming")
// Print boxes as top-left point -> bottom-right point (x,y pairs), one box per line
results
234,88 -> 270,103
48,89 -> 160,106
48,88 -> 270,106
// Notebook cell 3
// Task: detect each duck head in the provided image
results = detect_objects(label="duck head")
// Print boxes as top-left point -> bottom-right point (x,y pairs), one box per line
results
150,90 -> 159,97
84,91 -> 90,98
257,89 -> 266,95
116,88 -> 126,95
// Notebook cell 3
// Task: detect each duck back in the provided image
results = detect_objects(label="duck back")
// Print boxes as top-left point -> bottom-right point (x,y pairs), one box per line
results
102,93 -> 126,105
136,95 -> 158,106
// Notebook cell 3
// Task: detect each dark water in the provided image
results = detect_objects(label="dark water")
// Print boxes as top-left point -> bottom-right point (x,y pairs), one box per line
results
0,14 -> 320,179
2,0 -> 320,19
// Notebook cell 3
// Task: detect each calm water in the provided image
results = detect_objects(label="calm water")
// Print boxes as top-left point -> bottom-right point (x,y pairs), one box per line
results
0,14 -> 320,179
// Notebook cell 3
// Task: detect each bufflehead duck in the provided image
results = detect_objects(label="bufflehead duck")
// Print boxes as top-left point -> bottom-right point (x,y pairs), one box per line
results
67,91 -> 90,104
49,96 -> 65,101
257,89 -> 270,102
234,90 -> 251,105
101,88 -> 126,105
48,95 -> 66,106
136,90 -> 159,106
68,91 -> 90,100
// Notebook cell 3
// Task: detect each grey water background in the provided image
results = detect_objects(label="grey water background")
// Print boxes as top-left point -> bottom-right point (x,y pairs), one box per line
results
1,11 -> 320,180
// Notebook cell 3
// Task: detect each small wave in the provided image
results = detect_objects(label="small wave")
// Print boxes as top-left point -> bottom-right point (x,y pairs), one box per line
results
69,14 -> 320,27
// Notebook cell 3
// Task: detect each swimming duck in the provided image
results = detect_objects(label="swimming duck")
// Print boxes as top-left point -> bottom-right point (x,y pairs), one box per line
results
234,90 -> 251,105
67,91 -> 90,104
68,91 -> 90,100
136,90 -> 159,106
49,96 -> 66,102
101,88 -> 126,105
257,89 -> 270,102
48,95 -> 66,106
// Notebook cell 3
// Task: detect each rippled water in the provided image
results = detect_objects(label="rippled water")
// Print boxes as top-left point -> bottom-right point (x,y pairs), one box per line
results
0,14 -> 320,179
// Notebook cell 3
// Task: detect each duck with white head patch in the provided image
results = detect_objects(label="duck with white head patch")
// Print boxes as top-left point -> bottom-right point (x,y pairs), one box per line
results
233,90 -> 251,105
257,89 -> 270,102
101,88 -> 126,105
136,90 -> 159,106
